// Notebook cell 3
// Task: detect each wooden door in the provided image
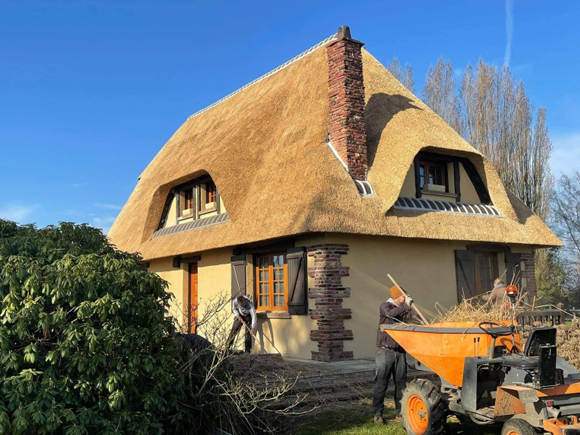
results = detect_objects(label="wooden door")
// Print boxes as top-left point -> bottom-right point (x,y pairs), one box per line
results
188,263 -> 198,333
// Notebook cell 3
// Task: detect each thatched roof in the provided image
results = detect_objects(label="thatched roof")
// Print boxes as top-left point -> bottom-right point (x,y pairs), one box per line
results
108,38 -> 561,260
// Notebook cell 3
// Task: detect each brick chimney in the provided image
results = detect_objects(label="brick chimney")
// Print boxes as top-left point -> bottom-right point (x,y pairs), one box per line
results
327,26 -> 367,181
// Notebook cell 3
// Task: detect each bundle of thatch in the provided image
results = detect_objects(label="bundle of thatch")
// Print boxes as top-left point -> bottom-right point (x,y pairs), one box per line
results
432,291 -> 526,323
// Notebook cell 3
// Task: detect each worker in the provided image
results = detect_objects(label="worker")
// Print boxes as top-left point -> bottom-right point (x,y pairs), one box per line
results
482,278 -> 507,305
373,286 -> 413,425
227,294 -> 257,354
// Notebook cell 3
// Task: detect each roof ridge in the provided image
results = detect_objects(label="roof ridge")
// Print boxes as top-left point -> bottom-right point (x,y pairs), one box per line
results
185,32 -> 338,122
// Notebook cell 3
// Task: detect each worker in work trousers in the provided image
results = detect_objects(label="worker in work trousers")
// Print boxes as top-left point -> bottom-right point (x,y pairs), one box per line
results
227,295 -> 257,353
373,286 -> 413,425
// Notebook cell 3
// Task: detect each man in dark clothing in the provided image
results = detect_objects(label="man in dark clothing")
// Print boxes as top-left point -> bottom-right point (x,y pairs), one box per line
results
227,295 -> 257,354
373,286 -> 413,425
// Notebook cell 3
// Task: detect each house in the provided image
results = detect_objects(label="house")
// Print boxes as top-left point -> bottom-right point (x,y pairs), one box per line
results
108,27 -> 561,362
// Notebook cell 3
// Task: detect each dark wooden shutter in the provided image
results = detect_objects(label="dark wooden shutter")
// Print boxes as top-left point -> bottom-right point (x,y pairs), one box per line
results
505,252 -> 522,288
231,255 -> 246,298
455,250 -> 476,301
287,247 -> 307,315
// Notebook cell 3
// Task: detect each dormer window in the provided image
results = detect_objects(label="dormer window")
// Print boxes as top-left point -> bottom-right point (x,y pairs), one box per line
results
156,174 -> 225,230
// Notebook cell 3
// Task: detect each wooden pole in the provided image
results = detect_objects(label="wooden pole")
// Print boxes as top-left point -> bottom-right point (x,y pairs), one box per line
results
387,274 -> 429,326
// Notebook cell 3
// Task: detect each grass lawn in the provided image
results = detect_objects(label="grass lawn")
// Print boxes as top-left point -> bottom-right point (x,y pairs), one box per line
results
294,399 -> 501,435
295,399 -> 404,435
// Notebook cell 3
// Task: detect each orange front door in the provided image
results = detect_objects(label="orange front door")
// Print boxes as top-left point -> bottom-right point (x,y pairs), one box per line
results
188,263 -> 198,333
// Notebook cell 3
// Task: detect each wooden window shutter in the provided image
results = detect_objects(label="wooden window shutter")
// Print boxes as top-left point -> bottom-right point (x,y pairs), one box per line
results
455,250 -> 476,301
505,252 -> 522,288
231,255 -> 246,298
286,247 -> 307,315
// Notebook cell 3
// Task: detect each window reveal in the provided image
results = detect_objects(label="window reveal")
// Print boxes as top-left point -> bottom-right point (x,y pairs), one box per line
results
255,253 -> 288,311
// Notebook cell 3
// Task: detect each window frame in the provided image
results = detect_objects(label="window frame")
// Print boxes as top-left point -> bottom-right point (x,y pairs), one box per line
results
419,160 -> 448,190
199,181 -> 217,215
254,252 -> 289,312
177,188 -> 195,218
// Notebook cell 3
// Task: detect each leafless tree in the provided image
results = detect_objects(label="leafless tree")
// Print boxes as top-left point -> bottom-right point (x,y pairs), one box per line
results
461,62 -> 553,220
551,172 -> 580,305
423,58 -> 462,134
387,57 -> 416,93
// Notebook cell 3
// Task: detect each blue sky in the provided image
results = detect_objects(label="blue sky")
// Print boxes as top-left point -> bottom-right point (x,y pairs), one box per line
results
1,0 -> 579,232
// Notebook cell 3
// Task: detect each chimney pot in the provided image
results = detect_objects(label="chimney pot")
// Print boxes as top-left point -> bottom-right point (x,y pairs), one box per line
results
337,26 -> 352,40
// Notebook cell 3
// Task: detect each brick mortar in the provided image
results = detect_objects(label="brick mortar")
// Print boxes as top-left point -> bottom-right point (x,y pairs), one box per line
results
308,244 -> 353,361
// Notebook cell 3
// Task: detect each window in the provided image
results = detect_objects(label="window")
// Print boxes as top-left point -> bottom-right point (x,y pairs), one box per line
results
179,188 -> 194,217
206,181 -> 216,205
419,161 -> 446,188
255,253 -> 288,311
474,252 -> 499,295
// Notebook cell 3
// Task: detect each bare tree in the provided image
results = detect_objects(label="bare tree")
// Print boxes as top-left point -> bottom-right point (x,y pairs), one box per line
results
423,58 -> 461,133
551,172 -> 580,305
553,172 -> 580,255
458,60 -> 553,220
387,57 -> 416,93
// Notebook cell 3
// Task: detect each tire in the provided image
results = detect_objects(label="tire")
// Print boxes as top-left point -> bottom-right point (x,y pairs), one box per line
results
402,378 -> 447,435
501,418 -> 538,435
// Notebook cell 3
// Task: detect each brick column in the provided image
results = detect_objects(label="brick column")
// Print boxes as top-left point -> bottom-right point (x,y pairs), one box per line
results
327,26 -> 367,181
308,244 -> 353,362
521,253 -> 537,298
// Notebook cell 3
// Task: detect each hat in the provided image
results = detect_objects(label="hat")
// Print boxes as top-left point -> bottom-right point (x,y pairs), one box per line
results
390,286 -> 403,300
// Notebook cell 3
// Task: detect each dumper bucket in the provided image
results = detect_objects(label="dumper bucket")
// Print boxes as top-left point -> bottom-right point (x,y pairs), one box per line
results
382,321 -> 520,387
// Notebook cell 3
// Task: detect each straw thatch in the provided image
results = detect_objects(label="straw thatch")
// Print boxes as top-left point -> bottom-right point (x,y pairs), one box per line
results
108,41 -> 561,260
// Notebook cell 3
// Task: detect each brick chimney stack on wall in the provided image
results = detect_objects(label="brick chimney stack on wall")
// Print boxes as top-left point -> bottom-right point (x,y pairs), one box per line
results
327,26 -> 367,181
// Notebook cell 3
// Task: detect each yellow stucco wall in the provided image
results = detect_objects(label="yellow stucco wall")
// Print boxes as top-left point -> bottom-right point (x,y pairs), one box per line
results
147,257 -> 187,325
147,234 -> 533,360
306,233 -> 532,359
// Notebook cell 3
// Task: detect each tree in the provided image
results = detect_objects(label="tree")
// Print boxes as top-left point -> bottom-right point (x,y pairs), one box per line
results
0,220 -> 305,434
386,58 -> 416,93
0,220 -> 189,434
458,61 -> 553,221
551,172 -> 580,306
422,58 -> 461,134
535,248 -> 570,307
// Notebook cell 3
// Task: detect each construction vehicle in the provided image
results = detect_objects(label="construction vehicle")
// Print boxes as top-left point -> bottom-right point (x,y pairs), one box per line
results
382,285 -> 580,435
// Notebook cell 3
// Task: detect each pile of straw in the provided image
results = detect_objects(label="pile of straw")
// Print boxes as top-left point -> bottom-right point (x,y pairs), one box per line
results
432,292 -> 526,324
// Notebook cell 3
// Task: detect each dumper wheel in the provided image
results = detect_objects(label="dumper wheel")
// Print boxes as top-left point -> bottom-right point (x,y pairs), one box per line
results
501,418 -> 538,435
402,379 -> 447,435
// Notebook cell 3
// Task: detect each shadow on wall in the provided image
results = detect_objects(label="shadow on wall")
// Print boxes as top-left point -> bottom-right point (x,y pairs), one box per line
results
365,93 -> 422,170
255,318 -> 277,354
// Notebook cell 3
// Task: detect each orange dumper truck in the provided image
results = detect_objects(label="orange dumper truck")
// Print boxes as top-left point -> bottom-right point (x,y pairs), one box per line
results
382,287 -> 580,435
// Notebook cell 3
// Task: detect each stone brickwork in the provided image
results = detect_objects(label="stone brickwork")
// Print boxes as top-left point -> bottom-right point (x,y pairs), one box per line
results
308,244 -> 353,362
521,253 -> 537,298
327,27 -> 367,181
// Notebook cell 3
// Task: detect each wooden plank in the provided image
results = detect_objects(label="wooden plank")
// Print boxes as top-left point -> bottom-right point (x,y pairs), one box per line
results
453,160 -> 461,202
414,156 -> 422,198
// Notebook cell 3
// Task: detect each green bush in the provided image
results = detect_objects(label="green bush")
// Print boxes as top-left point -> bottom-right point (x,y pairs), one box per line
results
0,220 -> 188,435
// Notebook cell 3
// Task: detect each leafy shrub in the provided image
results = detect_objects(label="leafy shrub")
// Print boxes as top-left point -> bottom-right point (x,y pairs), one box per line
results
0,220 -> 188,435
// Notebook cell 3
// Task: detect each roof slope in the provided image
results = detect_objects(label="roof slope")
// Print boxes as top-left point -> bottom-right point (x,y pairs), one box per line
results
108,43 -> 561,260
